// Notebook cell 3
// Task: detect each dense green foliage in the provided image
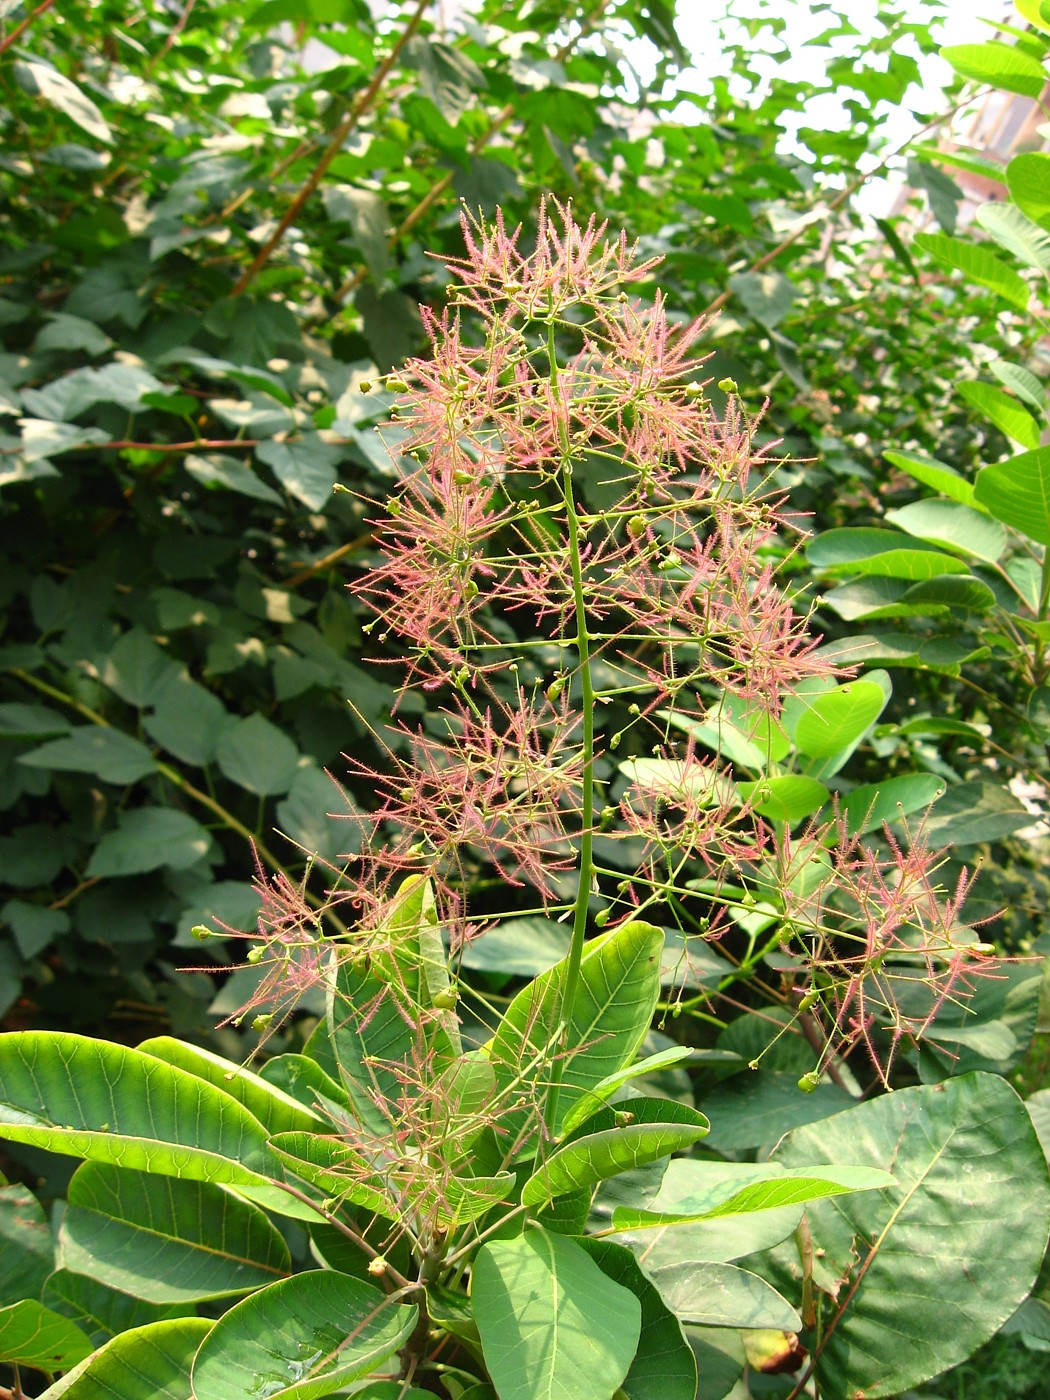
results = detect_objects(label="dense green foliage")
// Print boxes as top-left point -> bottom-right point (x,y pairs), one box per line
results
2,0 -> 1050,1397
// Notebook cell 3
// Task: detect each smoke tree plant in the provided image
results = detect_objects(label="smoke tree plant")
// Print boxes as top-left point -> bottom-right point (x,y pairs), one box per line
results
0,205 -> 1048,1400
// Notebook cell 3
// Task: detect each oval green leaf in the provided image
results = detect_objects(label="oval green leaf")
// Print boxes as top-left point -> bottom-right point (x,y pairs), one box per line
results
776,1073 -> 1050,1398
581,1240 -> 697,1400
1008,150 -> 1050,228
957,379 -> 1041,449
975,445 -> 1050,543
0,1031 -> 276,1189
883,449 -> 977,506
473,1229 -> 641,1400
36,1317 -> 212,1400
191,1271 -> 417,1400
59,1160 -> 291,1303
883,497 -> 1007,563
941,42 -> 1047,98
522,1101 -> 709,1208
791,681 -> 887,760
976,201 -> 1050,275
913,231 -> 1029,308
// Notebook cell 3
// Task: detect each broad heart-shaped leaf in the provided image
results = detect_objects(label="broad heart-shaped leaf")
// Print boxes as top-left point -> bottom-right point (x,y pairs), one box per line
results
0,1299 -> 93,1371
775,1073 -> 1050,1399
913,231 -> 1030,308
19,727 -> 158,784
883,449 -> 977,506
0,1032 -> 278,1189
957,378 -> 1041,449
473,1228 -> 641,1400
36,1317 -> 212,1400
135,1036 -> 322,1136
256,435 -> 343,510
1008,149 -> 1050,228
215,713 -> 300,795
58,1160 -> 291,1303
942,41 -> 1048,97
612,1162 -> 894,1230
806,527 -> 969,580
883,497 -> 1007,564
86,808 -> 212,877
976,201 -> 1050,276
485,921 -> 663,1140
976,445 -> 1050,544
580,1240 -> 697,1400
521,1098 -> 709,1208
190,1271 -> 417,1400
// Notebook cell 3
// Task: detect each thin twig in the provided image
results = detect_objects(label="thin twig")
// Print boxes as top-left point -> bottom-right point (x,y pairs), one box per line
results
230,0 -> 430,297
0,0 -> 57,56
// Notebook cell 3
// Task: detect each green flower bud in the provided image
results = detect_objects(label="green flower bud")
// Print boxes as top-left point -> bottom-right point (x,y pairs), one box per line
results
246,947 -> 265,964
252,1014 -> 274,1033
717,377 -> 738,394
797,1071 -> 820,1093
191,924 -> 214,940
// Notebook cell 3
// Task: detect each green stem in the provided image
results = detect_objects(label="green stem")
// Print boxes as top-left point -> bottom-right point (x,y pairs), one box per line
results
542,322 -> 596,1140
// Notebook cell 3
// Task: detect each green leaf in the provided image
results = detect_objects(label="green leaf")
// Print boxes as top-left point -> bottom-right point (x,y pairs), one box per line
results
883,449 -> 977,506
0,1299 -> 93,1371
840,773 -> 947,835
957,379 -> 1041,448
559,1048 -> 696,1135
33,313 -> 113,356
884,498 -> 1007,563
776,1074 -> 1050,1398
1008,150 -> 1050,228
256,436 -> 342,510
644,1261 -> 800,1330
144,676 -> 235,766
736,775 -> 830,824
486,921 -> 663,1138
913,231 -> 1030,308
322,186 -> 390,284
976,446 -> 1050,543
989,358 -> 1047,416
190,1271 -> 417,1400
14,60 -> 112,142
42,1270 -> 191,1350
923,780 -> 1035,845
0,702 -> 72,741
976,202 -> 1050,276
0,1031 -> 278,1189
898,574 -> 997,613
266,1132 -> 394,1219
2,900 -> 69,959
459,917 -> 571,977
58,1160 -> 291,1302
473,1229 -> 641,1400
36,1317 -> 212,1400
134,1037 -> 322,1135
86,808 -> 211,877
101,629 -> 181,708
807,527 -> 970,580
580,1240 -> 697,1400
941,42 -> 1047,97
700,1072 -> 855,1152
216,714 -> 300,795
790,680 -> 887,760
185,452 -> 283,505
0,1184 -> 53,1307
521,1100 -> 709,1207
727,270 -> 796,329
19,727 -> 158,784
613,1162 -> 893,1229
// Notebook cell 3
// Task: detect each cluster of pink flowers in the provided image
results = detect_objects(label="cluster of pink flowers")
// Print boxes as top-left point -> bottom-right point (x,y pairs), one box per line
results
212,200 -> 1003,1090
